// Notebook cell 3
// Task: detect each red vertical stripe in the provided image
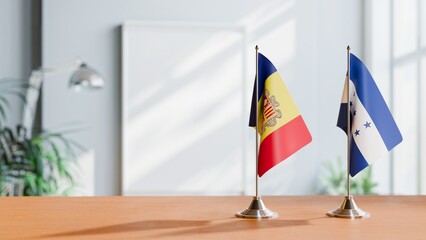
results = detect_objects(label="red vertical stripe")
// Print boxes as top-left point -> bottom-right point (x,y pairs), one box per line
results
258,115 -> 312,177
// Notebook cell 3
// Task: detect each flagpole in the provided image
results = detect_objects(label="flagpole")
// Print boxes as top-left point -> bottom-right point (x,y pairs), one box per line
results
346,45 -> 351,197
236,45 -> 277,219
326,46 -> 369,219
255,45 -> 259,198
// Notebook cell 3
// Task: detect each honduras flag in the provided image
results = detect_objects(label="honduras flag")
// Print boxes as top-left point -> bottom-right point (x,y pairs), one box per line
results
337,53 -> 403,177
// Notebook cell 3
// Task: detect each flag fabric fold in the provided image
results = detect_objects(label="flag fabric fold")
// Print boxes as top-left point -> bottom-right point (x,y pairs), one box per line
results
249,53 -> 312,177
337,53 -> 403,177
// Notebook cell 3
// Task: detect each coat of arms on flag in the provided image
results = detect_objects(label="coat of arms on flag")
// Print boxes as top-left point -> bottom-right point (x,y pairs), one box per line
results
249,53 -> 312,177
262,89 -> 282,133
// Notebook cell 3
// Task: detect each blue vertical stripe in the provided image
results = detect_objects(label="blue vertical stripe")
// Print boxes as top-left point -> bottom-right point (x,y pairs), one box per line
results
257,53 -> 277,100
249,53 -> 277,127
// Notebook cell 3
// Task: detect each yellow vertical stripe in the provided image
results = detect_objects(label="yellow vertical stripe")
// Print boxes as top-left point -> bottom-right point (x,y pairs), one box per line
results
257,72 -> 300,141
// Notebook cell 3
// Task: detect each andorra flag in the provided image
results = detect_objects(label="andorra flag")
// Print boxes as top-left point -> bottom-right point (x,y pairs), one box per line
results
249,53 -> 312,177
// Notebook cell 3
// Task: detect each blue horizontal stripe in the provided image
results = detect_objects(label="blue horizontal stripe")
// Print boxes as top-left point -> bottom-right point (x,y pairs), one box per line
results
350,53 -> 403,150
249,53 -> 278,127
350,140 -> 369,177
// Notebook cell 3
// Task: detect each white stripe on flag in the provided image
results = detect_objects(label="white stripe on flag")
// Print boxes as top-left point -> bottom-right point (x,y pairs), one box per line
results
349,80 -> 388,165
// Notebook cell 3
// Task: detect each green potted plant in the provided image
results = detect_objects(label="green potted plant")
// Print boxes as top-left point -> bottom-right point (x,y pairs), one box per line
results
318,156 -> 378,195
0,78 -> 81,196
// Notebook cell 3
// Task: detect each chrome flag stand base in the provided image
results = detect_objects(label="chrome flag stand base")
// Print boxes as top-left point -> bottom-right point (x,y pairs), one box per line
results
327,195 -> 370,219
236,196 -> 278,219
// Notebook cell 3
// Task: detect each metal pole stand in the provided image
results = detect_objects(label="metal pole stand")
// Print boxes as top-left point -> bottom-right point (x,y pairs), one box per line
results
327,195 -> 370,219
236,196 -> 277,219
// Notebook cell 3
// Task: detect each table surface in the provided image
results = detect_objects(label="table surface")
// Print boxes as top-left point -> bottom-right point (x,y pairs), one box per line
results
1,195 -> 425,239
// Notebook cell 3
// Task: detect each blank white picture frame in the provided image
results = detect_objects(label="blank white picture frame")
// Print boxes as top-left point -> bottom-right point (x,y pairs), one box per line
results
121,21 -> 248,195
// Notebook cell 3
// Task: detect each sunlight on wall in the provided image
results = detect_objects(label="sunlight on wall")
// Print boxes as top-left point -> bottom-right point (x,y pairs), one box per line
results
367,0 -> 426,195
240,0 -> 294,31
393,0 -> 417,59
122,0 -> 305,195
393,62 -> 418,194
246,19 -> 296,195
123,24 -> 245,195
172,31 -> 244,80
41,0 -> 363,196
74,149 -> 95,196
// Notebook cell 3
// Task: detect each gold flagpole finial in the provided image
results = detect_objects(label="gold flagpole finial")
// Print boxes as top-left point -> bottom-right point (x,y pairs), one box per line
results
255,45 -> 259,51
347,45 -> 351,51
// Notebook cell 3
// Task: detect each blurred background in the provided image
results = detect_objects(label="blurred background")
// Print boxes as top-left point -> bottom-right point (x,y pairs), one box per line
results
0,0 -> 424,196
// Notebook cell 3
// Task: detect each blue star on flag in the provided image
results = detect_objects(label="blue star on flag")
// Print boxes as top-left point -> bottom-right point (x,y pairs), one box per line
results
354,129 -> 360,136
364,121 -> 371,128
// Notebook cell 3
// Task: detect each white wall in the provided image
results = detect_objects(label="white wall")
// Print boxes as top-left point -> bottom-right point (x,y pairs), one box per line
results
43,0 -> 363,195
0,0 -> 32,127
365,0 -> 426,195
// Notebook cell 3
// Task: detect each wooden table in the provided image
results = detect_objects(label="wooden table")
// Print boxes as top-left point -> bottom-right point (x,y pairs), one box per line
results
1,196 -> 425,239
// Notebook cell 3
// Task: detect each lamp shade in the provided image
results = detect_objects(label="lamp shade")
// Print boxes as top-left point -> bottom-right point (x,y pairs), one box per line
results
69,63 -> 104,90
